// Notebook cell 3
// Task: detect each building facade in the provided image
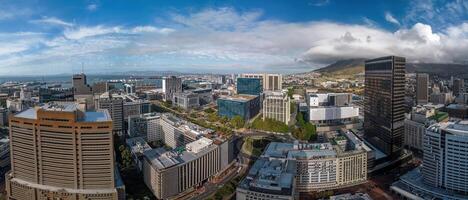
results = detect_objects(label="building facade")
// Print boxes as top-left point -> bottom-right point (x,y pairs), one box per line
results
453,79 -> 465,97
5,102 -> 123,200
96,93 -> 125,134
217,95 -> 261,120
423,121 -> 468,194
236,78 -> 262,95
263,91 -> 291,124
162,76 -> 182,101
416,73 -> 429,105
364,56 -> 406,158
172,92 -> 200,110
143,137 -> 232,199
241,73 -> 282,91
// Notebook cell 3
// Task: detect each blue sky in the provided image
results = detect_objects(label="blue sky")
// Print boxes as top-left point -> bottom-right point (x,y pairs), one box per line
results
0,0 -> 467,75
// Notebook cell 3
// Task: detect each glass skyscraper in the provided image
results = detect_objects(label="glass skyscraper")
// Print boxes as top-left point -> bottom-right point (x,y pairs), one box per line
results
237,78 -> 262,95
364,56 -> 406,158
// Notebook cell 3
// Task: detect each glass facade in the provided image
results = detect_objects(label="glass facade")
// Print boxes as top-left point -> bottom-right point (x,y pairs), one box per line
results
217,96 -> 260,120
364,56 -> 405,158
237,78 -> 262,95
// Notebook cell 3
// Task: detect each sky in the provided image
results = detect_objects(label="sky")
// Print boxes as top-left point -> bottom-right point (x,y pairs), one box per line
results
0,0 -> 467,75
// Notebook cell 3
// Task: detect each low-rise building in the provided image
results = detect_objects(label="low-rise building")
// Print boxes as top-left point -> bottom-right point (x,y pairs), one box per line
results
307,93 -> 360,132
143,137 -> 232,199
217,95 -> 260,120
238,132 -> 368,196
236,158 -> 296,200
172,92 -> 200,110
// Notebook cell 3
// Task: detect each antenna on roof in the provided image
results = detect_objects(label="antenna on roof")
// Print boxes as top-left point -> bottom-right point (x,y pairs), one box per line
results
81,62 -> 84,74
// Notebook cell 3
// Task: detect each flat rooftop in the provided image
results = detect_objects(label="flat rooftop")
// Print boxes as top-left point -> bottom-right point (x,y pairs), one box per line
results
238,158 -> 295,195
218,94 -> 258,102
144,137 -> 218,170
428,120 -> 468,135
14,102 -> 111,122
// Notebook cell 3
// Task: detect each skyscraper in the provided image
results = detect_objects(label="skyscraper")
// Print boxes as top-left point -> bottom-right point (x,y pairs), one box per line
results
364,56 -> 406,158
237,77 -> 262,95
96,93 -> 124,134
453,78 -> 465,97
72,73 -> 93,95
6,102 -> 123,200
162,76 -> 182,101
416,73 -> 429,105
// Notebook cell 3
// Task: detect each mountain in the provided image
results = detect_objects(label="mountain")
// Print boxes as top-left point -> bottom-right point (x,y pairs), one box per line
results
314,58 -> 365,77
314,58 -> 468,78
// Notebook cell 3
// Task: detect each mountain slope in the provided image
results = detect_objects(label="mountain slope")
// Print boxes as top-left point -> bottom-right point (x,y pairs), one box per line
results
314,59 -> 468,78
314,58 -> 365,76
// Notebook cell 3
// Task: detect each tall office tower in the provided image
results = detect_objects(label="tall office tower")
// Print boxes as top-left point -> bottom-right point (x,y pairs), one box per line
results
241,73 -> 282,91
96,93 -> 124,134
162,76 -> 182,101
5,102 -> 123,200
263,91 -> 291,124
423,121 -> 468,193
364,56 -> 406,158
453,78 -> 465,97
416,73 -> 429,105
236,78 -> 262,95
72,73 -> 93,95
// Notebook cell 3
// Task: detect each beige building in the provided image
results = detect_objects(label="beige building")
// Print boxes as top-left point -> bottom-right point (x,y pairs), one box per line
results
5,102 -> 124,200
143,137 -> 231,199
241,73 -> 282,91
263,91 -> 291,124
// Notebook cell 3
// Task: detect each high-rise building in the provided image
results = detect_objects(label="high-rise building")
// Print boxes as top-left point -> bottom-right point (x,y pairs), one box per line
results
96,93 -> 124,134
453,78 -> 465,97
416,73 -> 429,105
236,78 -> 262,95
162,76 -> 182,101
0,107 -> 8,127
5,102 -> 124,200
364,56 -> 406,157
241,73 -> 282,91
72,73 -> 93,95
423,121 -> 468,193
263,91 -> 290,124
217,95 -> 261,120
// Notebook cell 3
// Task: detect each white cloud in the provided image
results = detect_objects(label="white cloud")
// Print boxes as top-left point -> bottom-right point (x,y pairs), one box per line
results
385,12 -> 400,26
87,4 -> 98,11
63,26 -> 121,40
1,7 -> 468,75
30,17 -> 74,27
131,26 -> 175,34
308,0 -> 330,7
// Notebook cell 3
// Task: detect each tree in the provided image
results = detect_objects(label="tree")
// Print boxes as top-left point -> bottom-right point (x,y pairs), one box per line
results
208,112 -> 219,122
230,115 -> 245,129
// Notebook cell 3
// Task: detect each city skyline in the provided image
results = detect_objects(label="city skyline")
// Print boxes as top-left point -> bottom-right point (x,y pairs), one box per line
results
1,0 -> 468,75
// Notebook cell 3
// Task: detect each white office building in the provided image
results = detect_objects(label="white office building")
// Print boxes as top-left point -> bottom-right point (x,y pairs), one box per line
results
263,91 -> 291,124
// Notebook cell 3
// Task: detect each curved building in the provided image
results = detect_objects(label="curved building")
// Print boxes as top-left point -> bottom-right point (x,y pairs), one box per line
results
6,102 -> 123,200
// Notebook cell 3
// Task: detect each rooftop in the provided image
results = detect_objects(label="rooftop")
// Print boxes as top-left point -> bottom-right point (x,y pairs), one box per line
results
428,120 -> 468,135
218,94 -> 258,102
14,102 -> 111,122
238,158 -> 295,195
144,137 -> 217,170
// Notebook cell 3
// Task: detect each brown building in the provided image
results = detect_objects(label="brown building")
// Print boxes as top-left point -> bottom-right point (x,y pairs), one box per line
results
416,73 -> 429,105
5,102 -> 124,200
364,56 -> 406,158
